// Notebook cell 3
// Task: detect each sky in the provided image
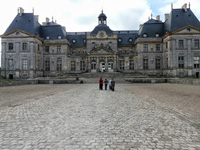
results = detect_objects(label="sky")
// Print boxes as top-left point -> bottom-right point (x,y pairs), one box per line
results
1,0 -> 200,67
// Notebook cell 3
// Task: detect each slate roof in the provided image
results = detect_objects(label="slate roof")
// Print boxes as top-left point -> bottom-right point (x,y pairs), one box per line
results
165,8 -> 200,32
4,13 -> 41,36
98,12 -> 107,20
91,24 -> 113,34
138,19 -> 165,38
66,32 -> 88,47
41,23 -> 67,40
113,31 -> 138,46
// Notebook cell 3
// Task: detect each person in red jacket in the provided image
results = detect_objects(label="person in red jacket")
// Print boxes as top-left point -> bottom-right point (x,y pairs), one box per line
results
99,77 -> 103,90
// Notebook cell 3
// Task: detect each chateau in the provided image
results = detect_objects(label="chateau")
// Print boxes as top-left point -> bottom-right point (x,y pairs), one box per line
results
1,4 -> 200,79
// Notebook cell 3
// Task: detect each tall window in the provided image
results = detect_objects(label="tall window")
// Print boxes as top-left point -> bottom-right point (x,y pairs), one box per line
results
71,61 -> 76,71
155,58 -> 161,69
8,59 -> 14,70
22,59 -> 28,70
57,58 -> 62,71
166,42 -> 168,49
178,56 -> 184,68
143,58 -> 148,69
156,44 -> 160,51
120,60 -> 124,70
57,46 -> 61,53
194,39 -> 199,48
9,43 -> 13,50
80,61 -> 85,71
45,59 -> 50,71
45,46 -> 49,53
166,58 -> 168,69
179,40 -> 184,49
22,43 -> 27,51
143,44 -> 148,52
129,60 -> 134,70
194,57 -> 200,68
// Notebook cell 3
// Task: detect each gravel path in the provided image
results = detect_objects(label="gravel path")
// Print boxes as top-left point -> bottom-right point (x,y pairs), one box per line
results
0,84 -> 200,150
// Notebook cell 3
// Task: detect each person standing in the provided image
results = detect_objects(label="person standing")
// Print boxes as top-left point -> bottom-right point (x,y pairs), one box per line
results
111,78 -> 115,91
104,79 -> 108,90
109,79 -> 112,90
99,77 -> 103,90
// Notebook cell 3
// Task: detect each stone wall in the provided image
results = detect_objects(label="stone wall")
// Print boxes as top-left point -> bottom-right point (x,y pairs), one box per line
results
0,80 -> 38,87
167,78 -> 200,85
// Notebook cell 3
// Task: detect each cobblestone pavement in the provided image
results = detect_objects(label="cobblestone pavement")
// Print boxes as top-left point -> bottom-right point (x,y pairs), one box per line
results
0,84 -> 200,150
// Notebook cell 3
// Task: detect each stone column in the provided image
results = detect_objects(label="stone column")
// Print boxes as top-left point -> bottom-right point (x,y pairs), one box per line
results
113,55 -> 117,71
15,42 -> 20,70
30,42 -> 35,78
187,39 -> 192,77
1,42 -> 6,70
97,56 -> 99,71
105,57 -> 108,70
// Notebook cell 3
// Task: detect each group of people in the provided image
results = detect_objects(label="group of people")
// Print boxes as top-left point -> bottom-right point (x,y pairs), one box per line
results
99,77 -> 115,91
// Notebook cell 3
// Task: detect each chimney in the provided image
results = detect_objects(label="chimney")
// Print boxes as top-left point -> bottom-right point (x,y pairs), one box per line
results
182,3 -> 187,12
156,15 -> 160,21
139,24 -> 143,29
19,7 -> 24,16
165,14 -> 169,21
34,15 -> 39,22
46,17 -> 50,23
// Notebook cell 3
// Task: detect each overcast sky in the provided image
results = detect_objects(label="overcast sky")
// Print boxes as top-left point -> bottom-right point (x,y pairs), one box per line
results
1,0 -> 200,66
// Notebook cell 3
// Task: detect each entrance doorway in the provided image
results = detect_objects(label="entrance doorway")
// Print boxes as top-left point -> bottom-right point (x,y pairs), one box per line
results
196,72 -> 199,78
9,74 -> 13,79
100,62 -> 106,72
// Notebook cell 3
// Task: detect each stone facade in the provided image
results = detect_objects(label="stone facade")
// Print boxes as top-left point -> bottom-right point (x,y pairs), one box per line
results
1,5 -> 200,79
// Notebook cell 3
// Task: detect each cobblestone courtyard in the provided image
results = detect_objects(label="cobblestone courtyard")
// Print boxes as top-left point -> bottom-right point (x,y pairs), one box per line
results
0,84 -> 200,150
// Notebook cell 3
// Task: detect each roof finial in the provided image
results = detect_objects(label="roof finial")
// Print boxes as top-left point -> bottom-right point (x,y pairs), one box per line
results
171,3 -> 173,10
189,2 -> 190,8
52,16 -> 54,22
32,7 -> 34,14
151,13 -> 153,19
101,9 -> 103,13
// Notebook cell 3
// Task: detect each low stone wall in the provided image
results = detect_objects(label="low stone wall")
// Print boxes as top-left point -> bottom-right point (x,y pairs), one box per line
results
126,78 -> 167,83
0,80 -> 38,87
167,78 -> 200,85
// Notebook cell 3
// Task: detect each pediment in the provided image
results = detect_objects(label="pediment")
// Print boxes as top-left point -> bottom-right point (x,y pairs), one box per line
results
89,42 -> 115,54
174,26 -> 200,34
2,30 -> 31,37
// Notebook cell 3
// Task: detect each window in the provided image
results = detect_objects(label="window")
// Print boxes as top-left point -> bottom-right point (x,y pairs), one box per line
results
194,39 -> 199,48
22,43 -> 27,51
143,33 -> 147,37
156,58 -> 161,69
129,60 -> 134,70
57,58 -> 62,71
166,42 -> 168,49
71,61 -> 76,71
91,63 -> 96,70
38,45 -> 40,52
8,59 -> 14,70
120,60 -> 124,70
45,59 -> 50,71
9,43 -> 13,50
143,44 -> 148,52
45,46 -> 49,53
80,61 -> 85,71
166,58 -> 168,69
143,58 -> 148,69
57,46 -> 61,53
178,56 -> 184,68
179,40 -> 184,49
118,38 -> 122,42
194,57 -> 200,68
22,59 -> 28,70
156,44 -> 160,51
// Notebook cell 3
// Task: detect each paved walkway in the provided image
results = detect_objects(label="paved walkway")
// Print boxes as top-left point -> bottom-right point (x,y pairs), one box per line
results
0,84 -> 200,150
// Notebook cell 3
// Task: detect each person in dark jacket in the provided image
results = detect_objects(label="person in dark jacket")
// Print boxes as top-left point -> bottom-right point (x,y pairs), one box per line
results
111,78 -> 115,91
104,79 -> 108,90
99,77 -> 103,90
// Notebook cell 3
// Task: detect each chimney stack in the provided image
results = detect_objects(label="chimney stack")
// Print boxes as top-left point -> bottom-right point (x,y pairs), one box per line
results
34,15 -> 39,22
19,7 -> 24,16
46,17 -> 50,23
182,3 -> 187,12
165,14 -> 169,21
156,15 -> 160,21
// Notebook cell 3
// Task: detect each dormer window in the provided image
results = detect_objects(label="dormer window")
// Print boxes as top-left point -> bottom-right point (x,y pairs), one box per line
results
129,38 -> 133,42
155,33 -> 159,37
143,33 -> 148,38
118,38 -> 122,42
46,36 -> 50,40
58,36 -> 62,39
72,39 -> 76,43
